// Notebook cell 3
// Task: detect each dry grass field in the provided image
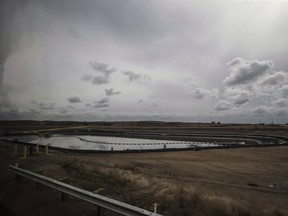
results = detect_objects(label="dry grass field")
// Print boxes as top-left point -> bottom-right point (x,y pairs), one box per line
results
1,121 -> 288,215
1,139 -> 288,216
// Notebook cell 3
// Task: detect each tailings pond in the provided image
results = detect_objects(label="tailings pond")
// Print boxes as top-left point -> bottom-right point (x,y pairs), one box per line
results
2,135 -> 219,151
1,133 -> 286,152
0,133 -> 288,152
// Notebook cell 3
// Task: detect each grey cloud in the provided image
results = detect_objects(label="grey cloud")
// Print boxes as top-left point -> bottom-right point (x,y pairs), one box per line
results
0,65 -> 3,88
29,109 -> 41,115
227,58 -> 242,67
39,103 -> 55,110
59,107 -> 68,114
31,101 -> 55,110
194,88 -> 207,99
223,58 -> 273,86
260,71 -> 288,86
83,61 -> 117,85
0,65 -> 11,107
82,74 -> 93,82
193,87 -> 219,99
281,85 -> 288,98
95,98 -> 109,104
81,74 -> 109,84
94,97 -> 109,109
233,91 -> 251,105
92,76 -> 109,85
215,100 -> 232,111
254,106 -> 268,116
273,99 -> 287,108
88,61 -> 117,76
58,105 -> 75,114
137,99 -> 143,103
275,109 -> 287,116
105,88 -> 121,96
122,71 -> 151,82
67,26 -> 81,39
2,1 -> 288,124
8,108 -> 19,114
94,103 -> 109,108
67,97 -> 81,103
122,71 -> 141,81
219,88 -> 251,108
0,109 -> 20,120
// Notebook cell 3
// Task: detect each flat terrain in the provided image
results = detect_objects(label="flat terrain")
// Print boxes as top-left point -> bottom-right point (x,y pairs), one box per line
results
1,139 -> 288,216
1,120 -> 288,136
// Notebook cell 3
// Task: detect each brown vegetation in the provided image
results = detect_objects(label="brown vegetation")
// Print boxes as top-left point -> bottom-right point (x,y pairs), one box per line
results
1,138 -> 288,215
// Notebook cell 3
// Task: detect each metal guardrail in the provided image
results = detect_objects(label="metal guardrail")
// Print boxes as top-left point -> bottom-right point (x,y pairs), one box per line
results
8,165 -> 162,216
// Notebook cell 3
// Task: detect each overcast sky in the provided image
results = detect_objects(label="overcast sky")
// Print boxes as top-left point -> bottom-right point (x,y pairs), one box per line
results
1,0 -> 288,123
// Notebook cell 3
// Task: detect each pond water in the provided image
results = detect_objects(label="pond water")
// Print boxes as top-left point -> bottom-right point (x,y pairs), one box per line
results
2,135 -> 219,151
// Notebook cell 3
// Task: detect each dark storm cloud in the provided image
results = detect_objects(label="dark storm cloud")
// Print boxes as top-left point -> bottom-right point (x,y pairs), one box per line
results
223,58 -> 273,86
105,88 -> 121,96
215,100 -> 232,111
122,71 -> 150,82
67,97 -> 81,103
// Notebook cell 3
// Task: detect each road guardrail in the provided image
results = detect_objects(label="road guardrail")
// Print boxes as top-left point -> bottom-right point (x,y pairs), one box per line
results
8,165 -> 162,216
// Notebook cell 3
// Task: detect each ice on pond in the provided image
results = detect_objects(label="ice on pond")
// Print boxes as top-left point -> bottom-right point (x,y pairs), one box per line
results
1,135 -> 218,151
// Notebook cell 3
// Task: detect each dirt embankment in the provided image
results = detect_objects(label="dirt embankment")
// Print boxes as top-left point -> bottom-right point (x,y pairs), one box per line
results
1,140 -> 288,216
1,120 -> 288,137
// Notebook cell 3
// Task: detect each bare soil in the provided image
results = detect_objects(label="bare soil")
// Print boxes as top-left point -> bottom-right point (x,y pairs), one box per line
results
1,139 -> 288,216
